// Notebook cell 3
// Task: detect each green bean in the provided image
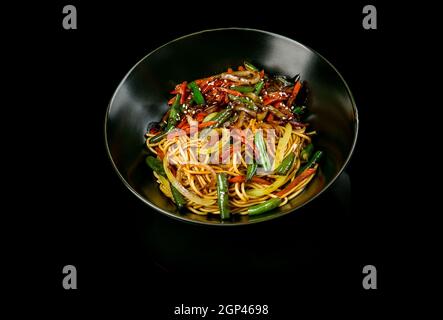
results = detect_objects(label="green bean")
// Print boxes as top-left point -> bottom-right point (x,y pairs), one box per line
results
246,162 -> 258,181
150,94 -> 182,143
228,94 -> 258,111
297,150 -> 323,175
202,112 -> 218,123
216,173 -> 230,220
231,86 -> 255,93
145,156 -> 186,210
254,131 -> 272,171
199,109 -> 233,138
165,94 -> 182,131
188,81 -> 205,105
256,110 -> 268,121
254,80 -> 264,95
275,152 -> 295,175
300,143 -> 313,162
145,156 -> 166,176
244,61 -> 259,72
267,105 -> 286,118
171,185 -> 187,211
248,198 -> 282,216
274,76 -> 293,87
292,105 -> 306,115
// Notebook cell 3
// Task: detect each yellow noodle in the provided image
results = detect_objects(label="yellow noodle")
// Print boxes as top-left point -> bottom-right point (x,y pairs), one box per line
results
146,118 -> 319,216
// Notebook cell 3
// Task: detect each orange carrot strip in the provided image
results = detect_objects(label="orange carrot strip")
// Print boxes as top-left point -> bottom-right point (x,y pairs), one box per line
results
287,81 -> 302,107
155,147 -> 164,160
228,175 -> 271,185
168,96 -> 176,105
275,168 -> 316,197
179,81 -> 188,104
177,117 -> 187,129
198,121 -> 218,128
251,176 -> 272,185
229,176 -> 245,183
196,112 -> 208,122
182,125 -> 191,134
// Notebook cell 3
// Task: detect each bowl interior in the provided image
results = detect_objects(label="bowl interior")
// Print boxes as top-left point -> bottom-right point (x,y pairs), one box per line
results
105,28 -> 358,225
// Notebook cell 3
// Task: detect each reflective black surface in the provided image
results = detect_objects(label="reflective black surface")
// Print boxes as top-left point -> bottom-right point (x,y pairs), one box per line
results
140,172 -> 351,271
105,28 -> 358,225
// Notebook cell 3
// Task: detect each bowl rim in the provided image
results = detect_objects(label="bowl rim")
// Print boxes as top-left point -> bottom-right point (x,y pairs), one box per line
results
104,27 -> 359,227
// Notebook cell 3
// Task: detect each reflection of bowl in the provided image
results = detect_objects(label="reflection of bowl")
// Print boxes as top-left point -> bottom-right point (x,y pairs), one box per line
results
105,28 -> 358,226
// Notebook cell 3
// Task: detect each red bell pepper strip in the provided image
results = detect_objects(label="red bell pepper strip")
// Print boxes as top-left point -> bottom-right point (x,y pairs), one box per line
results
168,96 -> 176,105
179,81 -> 187,104
228,175 -> 271,185
287,81 -> 302,107
155,147 -> 165,160
176,116 -> 187,129
195,112 -> 208,122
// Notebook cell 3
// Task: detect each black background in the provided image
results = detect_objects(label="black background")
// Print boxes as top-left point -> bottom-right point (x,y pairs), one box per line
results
10,0 -> 418,316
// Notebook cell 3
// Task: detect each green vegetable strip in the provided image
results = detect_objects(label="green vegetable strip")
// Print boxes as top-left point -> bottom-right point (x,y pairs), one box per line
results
145,156 -> 186,210
228,94 -> 258,111
231,86 -> 255,93
248,198 -> 282,216
244,61 -> 259,72
254,131 -> 272,172
199,109 -> 233,138
171,185 -> 187,210
150,94 -> 182,143
267,105 -> 286,118
145,156 -> 166,176
292,105 -> 306,115
165,94 -> 182,131
300,143 -> 313,162
297,150 -> 323,175
202,112 -> 218,123
246,162 -> 258,181
254,80 -> 264,95
216,173 -> 230,220
275,152 -> 295,175
188,81 -> 205,105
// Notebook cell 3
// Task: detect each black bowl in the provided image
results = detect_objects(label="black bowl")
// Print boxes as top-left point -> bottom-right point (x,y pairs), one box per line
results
105,28 -> 358,226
